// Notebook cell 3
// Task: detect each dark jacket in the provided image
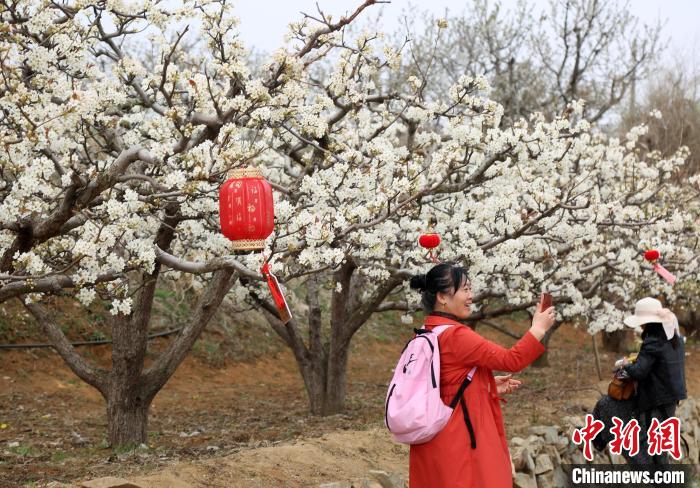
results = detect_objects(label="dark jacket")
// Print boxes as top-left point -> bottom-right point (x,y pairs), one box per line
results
623,323 -> 687,412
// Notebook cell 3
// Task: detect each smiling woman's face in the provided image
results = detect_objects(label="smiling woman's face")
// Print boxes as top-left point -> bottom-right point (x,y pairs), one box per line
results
436,276 -> 472,319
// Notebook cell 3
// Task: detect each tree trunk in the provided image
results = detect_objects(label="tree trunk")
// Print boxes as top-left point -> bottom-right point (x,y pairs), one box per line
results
315,259 -> 355,415
322,343 -> 350,415
532,321 -> 561,368
19,212 -> 236,449
106,386 -> 151,446
303,275 -> 328,415
306,377 -> 326,416
297,354 -> 328,416
297,340 -> 350,416
676,307 -> 698,338
532,335 -> 551,367
602,328 -> 634,353
259,262 -> 400,417
108,279 -> 151,447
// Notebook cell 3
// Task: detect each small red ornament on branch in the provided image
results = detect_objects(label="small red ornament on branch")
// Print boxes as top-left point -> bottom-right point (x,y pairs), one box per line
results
419,232 -> 441,263
261,260 -> 292,324
644,249 -> 677,285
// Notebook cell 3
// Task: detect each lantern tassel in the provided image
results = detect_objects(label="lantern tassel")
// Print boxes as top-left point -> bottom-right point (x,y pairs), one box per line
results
261,261 -> 292,324
653,263 -> 677,285
428,250 -> 440,264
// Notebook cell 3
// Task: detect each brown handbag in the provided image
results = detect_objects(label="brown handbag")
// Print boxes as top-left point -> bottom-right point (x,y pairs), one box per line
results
608,371 -> 636,401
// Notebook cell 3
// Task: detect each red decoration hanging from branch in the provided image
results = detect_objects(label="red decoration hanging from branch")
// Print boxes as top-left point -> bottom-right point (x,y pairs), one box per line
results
643,249 -> 677,285
219,168 -> 274,251
419,232 -> 441,263
261,261 -> 292,324
643,250 -> 660,261
219,168 -> 290,322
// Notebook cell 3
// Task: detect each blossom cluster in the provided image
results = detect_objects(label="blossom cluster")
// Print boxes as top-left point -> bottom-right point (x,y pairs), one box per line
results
0,0 -> 697,333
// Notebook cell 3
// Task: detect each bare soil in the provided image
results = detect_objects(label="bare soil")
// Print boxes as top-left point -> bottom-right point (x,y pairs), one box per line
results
0,314 -> 698,487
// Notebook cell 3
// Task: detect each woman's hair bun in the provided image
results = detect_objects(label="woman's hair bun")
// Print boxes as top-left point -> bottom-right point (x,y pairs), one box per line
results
410,274 -> 428,291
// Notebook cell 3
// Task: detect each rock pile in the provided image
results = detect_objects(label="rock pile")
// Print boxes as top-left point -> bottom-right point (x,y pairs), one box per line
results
511,396 -> 700,488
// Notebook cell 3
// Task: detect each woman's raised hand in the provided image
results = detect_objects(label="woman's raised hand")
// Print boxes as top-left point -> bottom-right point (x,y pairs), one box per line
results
530,296 -> 556,340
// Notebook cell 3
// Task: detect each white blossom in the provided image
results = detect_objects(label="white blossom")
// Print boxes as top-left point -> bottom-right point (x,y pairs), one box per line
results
0,0 -> 696,339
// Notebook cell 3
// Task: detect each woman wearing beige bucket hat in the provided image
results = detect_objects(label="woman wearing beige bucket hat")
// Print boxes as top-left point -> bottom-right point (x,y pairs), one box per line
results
622,297 -> 682,341
593,297 -> 687,465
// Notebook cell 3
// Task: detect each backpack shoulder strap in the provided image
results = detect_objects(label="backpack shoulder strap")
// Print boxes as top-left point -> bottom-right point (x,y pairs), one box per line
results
449,366 -> 478,408
430,324 -> 452,336
450,366 -> 478,449
403,324 -> 451,353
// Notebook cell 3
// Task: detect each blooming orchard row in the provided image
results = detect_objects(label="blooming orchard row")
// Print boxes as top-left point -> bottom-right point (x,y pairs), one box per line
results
1,0 -> 698,329
1,0 -> 698,418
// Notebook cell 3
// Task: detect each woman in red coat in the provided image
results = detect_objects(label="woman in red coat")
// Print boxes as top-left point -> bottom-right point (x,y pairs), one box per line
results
408,263 -> 556,488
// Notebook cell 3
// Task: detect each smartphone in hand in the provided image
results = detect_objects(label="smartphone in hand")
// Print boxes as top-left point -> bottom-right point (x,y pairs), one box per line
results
540,292 -> 552,312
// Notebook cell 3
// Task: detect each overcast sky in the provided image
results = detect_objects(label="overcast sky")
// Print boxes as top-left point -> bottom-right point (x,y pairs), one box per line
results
232,0 -> 699,67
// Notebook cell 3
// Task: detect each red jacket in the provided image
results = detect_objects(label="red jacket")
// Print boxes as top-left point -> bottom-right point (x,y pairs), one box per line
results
409,315 -> 545,488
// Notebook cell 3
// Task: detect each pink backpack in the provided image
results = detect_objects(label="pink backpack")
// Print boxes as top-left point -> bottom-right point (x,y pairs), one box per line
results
385,325 -> 477,445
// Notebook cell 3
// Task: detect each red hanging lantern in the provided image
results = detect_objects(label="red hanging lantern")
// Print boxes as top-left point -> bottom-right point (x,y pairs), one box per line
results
419,233 -> 441,249
219,168 -> 274,251
643,250 -> 660,261
220,168 -> 291,323
643,248 -> 677,285
419,232 -> 441,263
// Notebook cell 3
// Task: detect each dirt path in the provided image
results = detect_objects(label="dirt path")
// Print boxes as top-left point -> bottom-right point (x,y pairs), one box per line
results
125,428 -> 407,488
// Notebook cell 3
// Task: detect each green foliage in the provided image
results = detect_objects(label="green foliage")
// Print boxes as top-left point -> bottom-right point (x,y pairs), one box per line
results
88,330 -> 106,342
112,442 -> 142,454
0,315 -> 10,337
154,288 -> 175,300
50,451 -> 69,462
11,444 -> 38,457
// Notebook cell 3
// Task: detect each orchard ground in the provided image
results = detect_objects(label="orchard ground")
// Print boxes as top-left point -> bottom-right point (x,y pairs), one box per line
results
1,307 -> 698,487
